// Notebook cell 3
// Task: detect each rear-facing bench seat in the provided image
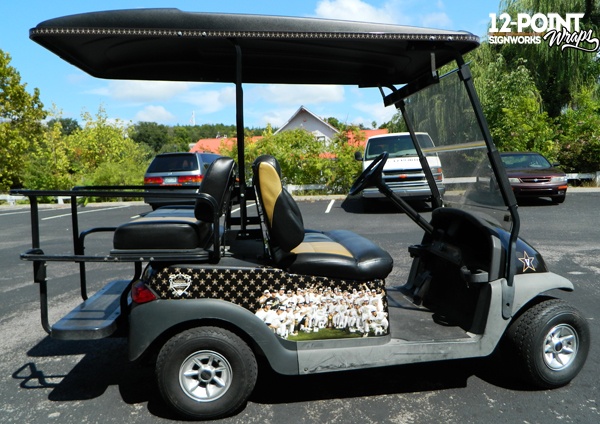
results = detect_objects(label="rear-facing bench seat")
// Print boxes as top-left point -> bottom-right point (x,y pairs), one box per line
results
111,157 -> 236,259
112,206 -> 211,251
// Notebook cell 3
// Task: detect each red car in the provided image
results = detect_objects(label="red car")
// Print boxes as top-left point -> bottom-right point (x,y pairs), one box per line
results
501,152 -> 568,204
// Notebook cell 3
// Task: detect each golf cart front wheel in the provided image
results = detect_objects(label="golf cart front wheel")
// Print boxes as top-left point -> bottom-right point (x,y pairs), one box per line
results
156,326 -> 257,420
506,298 -> 590,389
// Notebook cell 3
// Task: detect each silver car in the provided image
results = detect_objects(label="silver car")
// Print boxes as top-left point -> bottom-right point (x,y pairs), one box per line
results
143,152 -> 221,210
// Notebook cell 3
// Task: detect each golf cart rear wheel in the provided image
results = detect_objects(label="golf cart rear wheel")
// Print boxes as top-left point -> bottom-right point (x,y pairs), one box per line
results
156,326 -> 257,420
506,298 -> 590,388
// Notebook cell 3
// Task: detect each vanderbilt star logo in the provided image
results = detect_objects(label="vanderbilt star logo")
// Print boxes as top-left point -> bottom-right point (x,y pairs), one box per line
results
518,251 -> 536,272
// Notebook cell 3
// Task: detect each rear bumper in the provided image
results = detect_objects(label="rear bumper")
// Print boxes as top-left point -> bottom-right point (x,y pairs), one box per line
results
144,186 -> 200,206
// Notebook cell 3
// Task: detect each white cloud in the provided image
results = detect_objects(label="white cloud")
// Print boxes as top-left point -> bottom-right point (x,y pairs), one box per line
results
315,0 -> 400,24
134,105 -> 176,123
251,85 -> 345,106
88,80 -> 193,103
181,86 -> 237,114
314,0 -> 453,29
66,72 -> 89,86
256,107 -> 299,128
421,12 -> 452,29
352,101 -> 397,127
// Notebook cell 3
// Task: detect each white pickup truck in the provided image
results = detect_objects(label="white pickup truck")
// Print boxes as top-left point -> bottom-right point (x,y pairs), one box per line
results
355,132 -> 444,202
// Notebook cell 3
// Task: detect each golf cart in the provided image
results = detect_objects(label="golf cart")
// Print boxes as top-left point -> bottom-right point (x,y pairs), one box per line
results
13,9 -> 590,420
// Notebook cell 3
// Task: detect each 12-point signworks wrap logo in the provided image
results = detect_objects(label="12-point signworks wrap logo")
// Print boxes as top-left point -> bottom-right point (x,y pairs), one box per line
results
489,12 -> 599,52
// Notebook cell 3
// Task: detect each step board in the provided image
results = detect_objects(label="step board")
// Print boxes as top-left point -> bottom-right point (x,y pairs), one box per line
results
51,280 -> 131,340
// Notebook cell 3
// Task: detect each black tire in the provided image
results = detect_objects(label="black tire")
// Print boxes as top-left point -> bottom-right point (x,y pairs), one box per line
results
552,194 -> 566,204
156,327 -> 257,420
505,298 -> 590,389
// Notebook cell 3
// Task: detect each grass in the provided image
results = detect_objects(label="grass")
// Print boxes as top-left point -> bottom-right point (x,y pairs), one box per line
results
287,327 -> 366,341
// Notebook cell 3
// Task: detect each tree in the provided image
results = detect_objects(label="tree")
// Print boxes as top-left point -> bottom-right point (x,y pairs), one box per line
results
325,117 -> 346,131
472,52 -> 556,158
325,126 -> 363,192
219,126 -> 362,193
555,86 -> 600,172
68,108 -> 153,186
24,107 -> 154,193
24,118 -> 74,190
131,121 -> 170,152
379,110 -> 407,133
47,117 -> 81,136
496,0 -> 600,117
0,49 -> 46,190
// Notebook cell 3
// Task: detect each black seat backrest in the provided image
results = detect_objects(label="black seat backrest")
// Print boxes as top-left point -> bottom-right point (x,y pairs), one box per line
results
195,156 -> 236,261
252,155 -> 304,253
194,156 -> 236,223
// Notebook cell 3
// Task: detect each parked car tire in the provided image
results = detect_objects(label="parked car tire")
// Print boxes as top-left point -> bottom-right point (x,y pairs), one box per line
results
505,298 -> 589,389
552,194 -> 566,204
156,326 -> 258,420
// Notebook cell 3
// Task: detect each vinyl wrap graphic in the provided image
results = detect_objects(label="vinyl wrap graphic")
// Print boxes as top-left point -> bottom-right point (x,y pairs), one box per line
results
147,265 -> 389,340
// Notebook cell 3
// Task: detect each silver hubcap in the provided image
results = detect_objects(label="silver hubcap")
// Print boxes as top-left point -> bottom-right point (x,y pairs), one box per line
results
179,350 -> 232,402
543,324 -> 578,371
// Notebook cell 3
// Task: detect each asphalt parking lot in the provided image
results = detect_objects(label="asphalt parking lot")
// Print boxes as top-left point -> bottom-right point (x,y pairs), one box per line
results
0,189 -> 598,423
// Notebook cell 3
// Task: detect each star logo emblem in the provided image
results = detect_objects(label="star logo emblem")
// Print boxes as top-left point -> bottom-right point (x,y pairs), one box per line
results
168,272 -> 192,296
518,251 -> 536,272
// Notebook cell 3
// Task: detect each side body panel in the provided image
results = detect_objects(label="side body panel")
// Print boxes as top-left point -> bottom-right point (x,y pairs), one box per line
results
129,272 -> 572,375
128,298 -> 300,375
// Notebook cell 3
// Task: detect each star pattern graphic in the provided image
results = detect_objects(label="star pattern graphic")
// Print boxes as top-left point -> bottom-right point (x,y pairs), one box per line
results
148,265 -> 387,312
518,251 -> 536,272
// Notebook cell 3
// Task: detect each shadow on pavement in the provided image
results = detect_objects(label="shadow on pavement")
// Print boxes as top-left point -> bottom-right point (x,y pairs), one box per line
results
15,322 -> 537,420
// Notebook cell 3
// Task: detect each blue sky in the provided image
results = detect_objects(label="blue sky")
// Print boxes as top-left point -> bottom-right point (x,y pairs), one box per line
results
1,1 -> 501,129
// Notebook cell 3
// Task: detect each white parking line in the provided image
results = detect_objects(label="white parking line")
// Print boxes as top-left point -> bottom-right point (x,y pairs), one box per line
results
325,199 -> 335,213
42,205 -> 130,220
231,202 -> 256,214
0,208 -> 68,217
0,210 -> 32,217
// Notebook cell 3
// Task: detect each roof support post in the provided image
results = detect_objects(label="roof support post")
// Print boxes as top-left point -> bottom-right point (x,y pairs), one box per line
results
234,43 -> 247,232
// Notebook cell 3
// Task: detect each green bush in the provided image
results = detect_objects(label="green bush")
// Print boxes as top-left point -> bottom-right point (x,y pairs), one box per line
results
220,127 -> 362,194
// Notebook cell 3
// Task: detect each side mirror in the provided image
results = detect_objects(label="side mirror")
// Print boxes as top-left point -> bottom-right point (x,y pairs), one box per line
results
354,151 -> 363,161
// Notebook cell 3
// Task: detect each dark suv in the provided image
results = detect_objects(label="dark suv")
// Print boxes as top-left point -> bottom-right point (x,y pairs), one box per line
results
144,152 -> 221,209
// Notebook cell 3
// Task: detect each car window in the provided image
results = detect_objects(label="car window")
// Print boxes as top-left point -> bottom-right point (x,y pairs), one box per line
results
147,154 -> 199,173
199,154 -> 221,171
501,154 -> 551,169
527,154 -> 551,168
365,134 -> 434,160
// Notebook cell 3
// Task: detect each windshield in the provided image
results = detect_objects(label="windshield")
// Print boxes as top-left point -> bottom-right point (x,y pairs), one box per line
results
402,68 -> 513,231
365,133 -> 434,160
501,153 -> 551,169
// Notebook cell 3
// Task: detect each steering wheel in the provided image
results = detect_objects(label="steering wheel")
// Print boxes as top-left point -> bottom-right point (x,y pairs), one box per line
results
349,152 -> 388,196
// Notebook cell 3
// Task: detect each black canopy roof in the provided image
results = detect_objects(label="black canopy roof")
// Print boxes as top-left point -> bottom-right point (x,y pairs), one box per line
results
30,8 -> 479,86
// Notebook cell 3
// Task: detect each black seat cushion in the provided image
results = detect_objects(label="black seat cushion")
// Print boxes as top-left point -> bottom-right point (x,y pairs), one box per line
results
277,230 -> 393,280
113,207 -> 211,250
